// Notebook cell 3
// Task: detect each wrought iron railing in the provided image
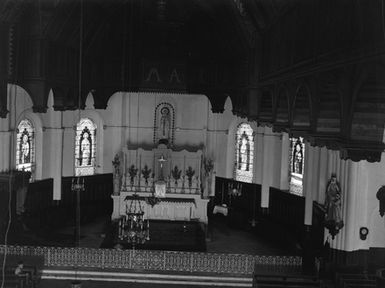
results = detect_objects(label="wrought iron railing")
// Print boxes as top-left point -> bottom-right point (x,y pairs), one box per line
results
0,245 -> 301,275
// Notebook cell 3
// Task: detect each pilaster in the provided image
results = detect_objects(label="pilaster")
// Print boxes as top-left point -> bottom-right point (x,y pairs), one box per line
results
303,144 -> 315,225
279,133 -> 290,190
261,127 -> 274,207
0,130 -> 11,171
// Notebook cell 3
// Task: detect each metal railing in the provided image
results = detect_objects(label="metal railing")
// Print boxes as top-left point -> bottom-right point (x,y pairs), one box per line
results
0,245 -> 301,275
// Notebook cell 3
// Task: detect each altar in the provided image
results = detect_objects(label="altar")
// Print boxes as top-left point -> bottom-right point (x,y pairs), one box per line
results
111,144 -> 209,224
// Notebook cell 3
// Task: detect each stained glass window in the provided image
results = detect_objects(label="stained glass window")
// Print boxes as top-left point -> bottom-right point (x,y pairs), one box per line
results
16,119 -> 35,174
289,137 -> 305,196
75,118 -> 97,176
234,123 -> 254,183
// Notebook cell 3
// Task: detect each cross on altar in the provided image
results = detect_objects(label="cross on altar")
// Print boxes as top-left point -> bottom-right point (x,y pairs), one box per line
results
158,155 -> 167,180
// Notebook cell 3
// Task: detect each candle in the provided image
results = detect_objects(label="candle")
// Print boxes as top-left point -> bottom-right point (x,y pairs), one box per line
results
139,155 -> 142,183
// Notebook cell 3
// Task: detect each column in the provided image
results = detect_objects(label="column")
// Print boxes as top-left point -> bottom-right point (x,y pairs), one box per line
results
0,130 -> 11,171
343,160 -> 359,251
279,133 -> 290,190
261,127 -> 274,208
303,144 -> 315,225
50,127 -> 64,200
317,147 -> 328,203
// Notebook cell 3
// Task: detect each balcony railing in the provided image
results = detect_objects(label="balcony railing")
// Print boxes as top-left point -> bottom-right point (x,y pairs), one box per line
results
0,245 -> 301,275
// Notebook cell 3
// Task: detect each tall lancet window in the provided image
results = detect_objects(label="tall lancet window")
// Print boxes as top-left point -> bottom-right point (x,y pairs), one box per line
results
75,118 -> 97,176
16,119 -> 35,173
234,123 -> 254,183
289,137 -> 305,196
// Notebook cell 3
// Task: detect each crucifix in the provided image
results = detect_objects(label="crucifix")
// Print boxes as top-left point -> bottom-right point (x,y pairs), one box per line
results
158,154 -> 167,180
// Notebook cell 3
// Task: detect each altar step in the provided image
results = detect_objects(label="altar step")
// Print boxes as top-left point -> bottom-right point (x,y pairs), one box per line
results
41,268 -> 253,287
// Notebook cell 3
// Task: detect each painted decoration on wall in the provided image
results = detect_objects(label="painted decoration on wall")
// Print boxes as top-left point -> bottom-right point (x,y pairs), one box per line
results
289,137 -> 305,196
153,102 -> 175,146
16,119 -> 34,173
75,118 -> 97,176
234,123 -> 254,183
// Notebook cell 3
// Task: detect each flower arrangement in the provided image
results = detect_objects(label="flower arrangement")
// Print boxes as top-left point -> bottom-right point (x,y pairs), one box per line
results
141,165 -> 152,185
186,166 -> 195,187
171,166 -> 182,185
128,165 -> 138,185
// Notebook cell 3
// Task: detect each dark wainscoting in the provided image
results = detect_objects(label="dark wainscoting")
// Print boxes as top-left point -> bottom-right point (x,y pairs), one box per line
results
24,178 -> 54,229
268,187 -> 305,231
60,173 -> 113,226
312,201 -> 326,255
324,247 -> 385,274
213,177 -> 261,229
23,174 -> 113,230
0,171 -> 31,243
267,188 -> 305,249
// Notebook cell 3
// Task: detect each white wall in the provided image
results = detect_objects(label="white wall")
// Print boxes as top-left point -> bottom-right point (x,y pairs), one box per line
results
0,88 -> 232,198
3,85 -> 383,252
303,145 -> 385,251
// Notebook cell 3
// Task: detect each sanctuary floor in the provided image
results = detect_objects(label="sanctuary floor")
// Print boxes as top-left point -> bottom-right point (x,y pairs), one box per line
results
66,214 -> 298,255
8,214 -> 303,288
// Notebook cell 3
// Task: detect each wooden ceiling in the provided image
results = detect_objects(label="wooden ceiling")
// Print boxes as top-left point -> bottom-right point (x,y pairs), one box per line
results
0,0 -> 384,162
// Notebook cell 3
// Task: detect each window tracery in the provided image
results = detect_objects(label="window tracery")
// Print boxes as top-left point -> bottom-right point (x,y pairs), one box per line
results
234,123 -> 254,183
75,118 -> 97,176
16,119 -> 35,174
289,137 -> 305,196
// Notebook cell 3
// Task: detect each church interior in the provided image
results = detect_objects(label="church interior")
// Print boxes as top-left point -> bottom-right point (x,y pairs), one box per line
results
0,0 -> 385,287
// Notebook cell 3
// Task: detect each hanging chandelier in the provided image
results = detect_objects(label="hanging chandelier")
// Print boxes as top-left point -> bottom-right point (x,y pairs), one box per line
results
118,194 -> 150,246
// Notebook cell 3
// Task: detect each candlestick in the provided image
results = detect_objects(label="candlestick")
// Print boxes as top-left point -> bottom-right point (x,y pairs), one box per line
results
139,155 -> 142,184
124,153 -> 127,176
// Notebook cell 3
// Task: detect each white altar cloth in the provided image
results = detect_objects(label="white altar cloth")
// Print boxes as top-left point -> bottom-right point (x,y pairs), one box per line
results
111,191 -> 209,223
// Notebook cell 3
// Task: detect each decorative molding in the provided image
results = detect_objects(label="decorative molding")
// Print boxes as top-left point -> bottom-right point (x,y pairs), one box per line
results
32,105 -> 48,114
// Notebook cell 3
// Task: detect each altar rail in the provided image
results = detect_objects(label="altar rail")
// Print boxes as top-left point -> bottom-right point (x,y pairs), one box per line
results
0,245 -> 302,275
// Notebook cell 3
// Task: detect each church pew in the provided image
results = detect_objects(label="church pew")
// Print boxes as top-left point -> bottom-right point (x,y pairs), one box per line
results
252,273 -> 320,288
4,265 -> 38,288
335,272 -> 376,288
2,273 -> 30,288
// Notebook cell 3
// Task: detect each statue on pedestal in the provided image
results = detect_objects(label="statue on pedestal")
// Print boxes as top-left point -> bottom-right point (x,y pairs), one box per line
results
324,173 -> 344,238
158,107 -> 171,143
